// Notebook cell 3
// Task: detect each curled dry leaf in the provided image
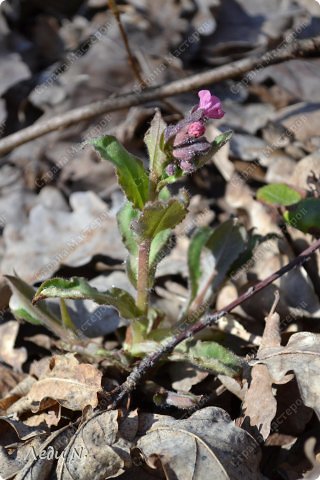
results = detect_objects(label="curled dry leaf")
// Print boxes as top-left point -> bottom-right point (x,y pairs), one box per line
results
0,416 -> 47,443
26,353 -> 102,412
24,404 -> 62,429
0,320 -> 27,372
253,332 -> 320,420
137,407 -> 263,480
0,376 -> 36,414
57,410 -> 138,480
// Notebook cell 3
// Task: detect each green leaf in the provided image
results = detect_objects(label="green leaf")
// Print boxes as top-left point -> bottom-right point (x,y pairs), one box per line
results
184,340 -> 242,377
229,232 -> 279,280
257,183 -> 302,206
92,135 -> 149,210
149,229 -> 172,286
135,197 -> 188,240
33,277 -> 142,320
196,130 -> 233,169
5,275 -> 67,338
149,229 -> 172,269
117,201 -> 139,256
145,109 -> 167,178
283,198 -> 320,235
116,201 -> 139,287
187,220 -> 247,305
188,227 -> 213,302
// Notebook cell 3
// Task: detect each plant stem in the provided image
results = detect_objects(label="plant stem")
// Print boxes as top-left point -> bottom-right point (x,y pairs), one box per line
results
136,239 -> 151,314
108,236 -> 320,408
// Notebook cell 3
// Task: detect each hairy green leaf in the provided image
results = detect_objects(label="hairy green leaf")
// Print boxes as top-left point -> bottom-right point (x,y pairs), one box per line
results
135,197 -> 188,240
145,109 -> 167,178
185,341 -> 242,376
188,227 -> 213,302
196,130 -> 233,169
117,201 -> 139,256
5,275 -> 67,338
187,220 -> 246,305
92,135 -> 149,210
257,183 -> 302,206
33,277 -> 142,319
116,201 -> 139,288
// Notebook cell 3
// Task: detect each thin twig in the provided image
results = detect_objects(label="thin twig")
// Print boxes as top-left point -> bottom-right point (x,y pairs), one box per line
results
107,236 -> 320,409
0,36 -> 319,157
108,0 -> 146,87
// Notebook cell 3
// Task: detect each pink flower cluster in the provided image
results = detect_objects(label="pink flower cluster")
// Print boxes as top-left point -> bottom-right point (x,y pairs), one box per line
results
164,90 -> 224,174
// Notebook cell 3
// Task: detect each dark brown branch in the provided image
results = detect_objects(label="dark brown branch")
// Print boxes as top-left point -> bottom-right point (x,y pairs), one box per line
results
0,35 -> 319,157
108,236 -> 320,409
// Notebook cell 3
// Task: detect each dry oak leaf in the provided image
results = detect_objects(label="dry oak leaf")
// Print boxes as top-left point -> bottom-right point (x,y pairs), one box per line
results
26,353 -> 102,412
0,320 -> 27,371
253,332 -> 320,420
57,409 -> 138,480
136,407 -> 263,480
241,305 -> 281,440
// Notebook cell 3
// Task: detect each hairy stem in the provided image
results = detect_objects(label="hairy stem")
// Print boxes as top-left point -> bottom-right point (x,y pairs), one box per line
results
136,239 -> 151,314
108,236 -> 320,408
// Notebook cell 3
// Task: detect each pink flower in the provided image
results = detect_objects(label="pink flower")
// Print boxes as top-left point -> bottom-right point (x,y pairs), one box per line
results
187,121 -> 205,138
197,90 -> 224,119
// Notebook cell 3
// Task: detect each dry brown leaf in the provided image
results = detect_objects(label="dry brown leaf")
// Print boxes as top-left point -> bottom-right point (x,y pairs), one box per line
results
169,361 -> 208,392
137,407 -> 263,480
0,364 -> 25,400
14,424 -> 75,480
242,364 -> 276,441
242,299 -> 287,440
0,415 -> 47,447
24,404 -> 61,428
290,151 -> 320,190
57,409 -> 138,480
253,332 -> 320,420
0,436 -> 44,480
0,320 -> 27,371
0,376 -> 36,414
1,191 -> 126,283
26,353 -> 102,412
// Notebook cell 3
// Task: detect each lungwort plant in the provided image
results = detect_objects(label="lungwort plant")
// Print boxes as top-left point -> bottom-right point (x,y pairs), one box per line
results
7,90 -> 304,378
